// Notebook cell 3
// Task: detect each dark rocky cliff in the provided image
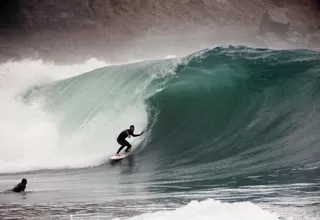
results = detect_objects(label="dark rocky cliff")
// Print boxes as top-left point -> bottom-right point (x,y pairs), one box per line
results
0,0 -> 319,64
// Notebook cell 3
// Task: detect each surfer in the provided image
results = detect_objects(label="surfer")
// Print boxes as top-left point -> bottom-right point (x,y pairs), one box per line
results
115,125 -> 143,156
11,178 -> 27,193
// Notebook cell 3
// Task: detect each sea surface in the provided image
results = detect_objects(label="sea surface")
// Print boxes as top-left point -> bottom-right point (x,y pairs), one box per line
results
0,46 -> 319,220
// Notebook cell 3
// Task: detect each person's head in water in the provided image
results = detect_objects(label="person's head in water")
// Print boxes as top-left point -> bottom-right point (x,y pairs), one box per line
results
130,125 -> 135,132
21,178 -> 27,185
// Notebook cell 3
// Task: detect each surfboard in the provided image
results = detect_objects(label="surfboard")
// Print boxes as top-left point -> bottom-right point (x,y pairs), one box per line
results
110,149 -> 132,161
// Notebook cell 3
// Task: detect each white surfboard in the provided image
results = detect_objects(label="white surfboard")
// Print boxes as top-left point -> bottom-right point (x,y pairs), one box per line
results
110,149 -> 132,161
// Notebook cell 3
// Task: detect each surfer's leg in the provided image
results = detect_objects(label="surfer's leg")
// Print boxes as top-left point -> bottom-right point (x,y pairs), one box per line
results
116,145 -> 125,154
124,140 -> 132,152
116,139 -> 126,154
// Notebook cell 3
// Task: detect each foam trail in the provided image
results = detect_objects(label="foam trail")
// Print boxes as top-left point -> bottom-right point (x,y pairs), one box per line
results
125,199 -> 280,220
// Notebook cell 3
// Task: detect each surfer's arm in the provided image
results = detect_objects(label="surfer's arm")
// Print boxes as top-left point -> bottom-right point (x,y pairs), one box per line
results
132,131 -> 144,137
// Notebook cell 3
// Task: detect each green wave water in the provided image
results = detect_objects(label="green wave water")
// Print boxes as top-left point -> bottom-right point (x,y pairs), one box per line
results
143,46 -> 320,188
13,46 -> 320,186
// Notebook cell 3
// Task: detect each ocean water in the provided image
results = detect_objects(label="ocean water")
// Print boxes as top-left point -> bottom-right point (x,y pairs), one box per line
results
0,46 -> 319,220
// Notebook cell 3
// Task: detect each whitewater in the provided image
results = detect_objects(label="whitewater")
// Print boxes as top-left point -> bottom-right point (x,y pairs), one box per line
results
0,58 -> 109,172
0,46 -> 319,220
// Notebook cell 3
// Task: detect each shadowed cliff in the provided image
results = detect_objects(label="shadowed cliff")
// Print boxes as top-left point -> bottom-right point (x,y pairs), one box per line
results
0,0 -> 319,64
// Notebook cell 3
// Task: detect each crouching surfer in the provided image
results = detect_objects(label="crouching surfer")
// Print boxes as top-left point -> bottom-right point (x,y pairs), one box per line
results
115,125 -> 144,156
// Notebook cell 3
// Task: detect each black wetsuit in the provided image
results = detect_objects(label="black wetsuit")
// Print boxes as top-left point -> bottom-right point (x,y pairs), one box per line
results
12,183 -> 26,193
116,129 -> 141,154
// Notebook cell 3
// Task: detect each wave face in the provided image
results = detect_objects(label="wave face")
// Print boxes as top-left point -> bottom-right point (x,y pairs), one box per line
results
144,46 -> 320,186
1,46 -> 320,180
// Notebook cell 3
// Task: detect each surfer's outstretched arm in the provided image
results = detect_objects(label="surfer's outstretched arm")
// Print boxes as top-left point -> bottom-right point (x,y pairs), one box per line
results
131,131 -> 144,137
125,125 -> 144,137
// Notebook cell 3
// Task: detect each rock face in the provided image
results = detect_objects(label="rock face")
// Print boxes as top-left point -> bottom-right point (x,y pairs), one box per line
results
308,31 -> 320,49
258,7 -> 292,38
0,0 -> 319,63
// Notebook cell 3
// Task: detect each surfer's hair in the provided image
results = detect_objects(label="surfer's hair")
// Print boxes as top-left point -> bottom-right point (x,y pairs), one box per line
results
130,125 -> 134,129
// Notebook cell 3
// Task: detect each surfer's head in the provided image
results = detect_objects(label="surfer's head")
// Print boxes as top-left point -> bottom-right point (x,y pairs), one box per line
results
130,125 -> 135,131
21,178 -> 27,185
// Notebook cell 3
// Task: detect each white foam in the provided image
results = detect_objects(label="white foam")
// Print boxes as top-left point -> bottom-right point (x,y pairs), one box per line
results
0,55 -> 179,173
0,58 -> 121,173
124,199 -> 280,220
